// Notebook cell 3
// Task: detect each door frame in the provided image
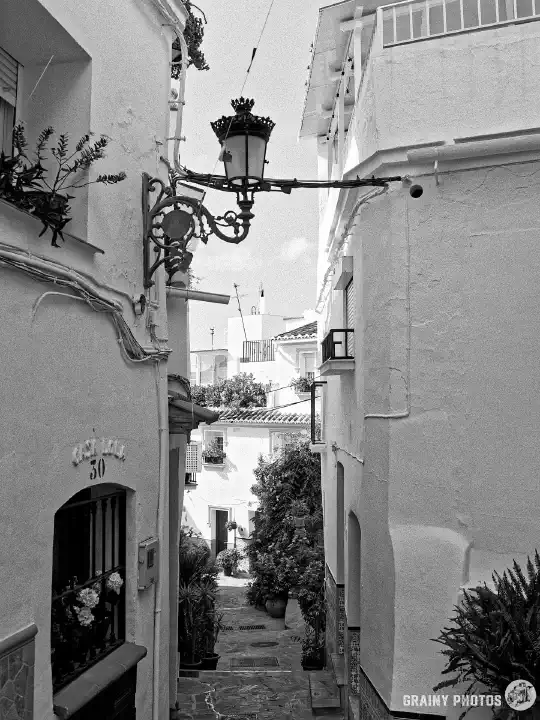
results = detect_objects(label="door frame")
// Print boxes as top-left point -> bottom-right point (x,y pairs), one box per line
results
209,505 -> 232,556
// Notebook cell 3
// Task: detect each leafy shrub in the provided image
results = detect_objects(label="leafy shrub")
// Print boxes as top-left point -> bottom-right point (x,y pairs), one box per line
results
433,551 -> 540,719
191,373 -> 267,409
246,438 -> 325,626
216,547 -> 243,575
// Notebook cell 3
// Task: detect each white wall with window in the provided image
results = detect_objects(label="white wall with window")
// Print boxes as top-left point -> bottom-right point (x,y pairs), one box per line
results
0,46 -> 18,154
185,421 -> 311,557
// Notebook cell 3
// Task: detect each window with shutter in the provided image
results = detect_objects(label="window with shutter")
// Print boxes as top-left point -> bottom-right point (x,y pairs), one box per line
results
0,46 -> 18,154
345,279 -> 356,357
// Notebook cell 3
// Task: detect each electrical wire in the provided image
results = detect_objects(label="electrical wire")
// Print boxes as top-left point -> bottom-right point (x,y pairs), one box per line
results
174,0 -> 278,224
2,251 -> 169,364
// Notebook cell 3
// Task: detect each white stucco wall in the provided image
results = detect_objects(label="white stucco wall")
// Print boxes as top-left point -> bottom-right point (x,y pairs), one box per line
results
0,273 -> 162,720
186,425 -> 271,542
187,423 -> 310,548
319,161 -> 540,711
344,19 -> 540,175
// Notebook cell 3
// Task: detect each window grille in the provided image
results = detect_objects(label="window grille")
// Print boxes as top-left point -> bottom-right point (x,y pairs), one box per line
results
186,442 -> 202,473
51,487 -> 126,692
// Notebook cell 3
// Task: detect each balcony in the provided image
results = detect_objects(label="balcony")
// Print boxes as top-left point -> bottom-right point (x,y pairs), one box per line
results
319,329 -> 355,377
339,0 -> 540,184
380,0 -> 540,47
240,339 -> 275,363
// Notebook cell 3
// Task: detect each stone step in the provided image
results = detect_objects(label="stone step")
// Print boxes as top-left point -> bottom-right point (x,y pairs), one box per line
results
330,653 -> 346,687
309,669 -> 342,715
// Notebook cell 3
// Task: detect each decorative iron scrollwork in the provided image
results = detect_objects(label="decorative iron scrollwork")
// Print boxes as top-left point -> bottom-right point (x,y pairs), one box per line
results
142,172 -> 254,288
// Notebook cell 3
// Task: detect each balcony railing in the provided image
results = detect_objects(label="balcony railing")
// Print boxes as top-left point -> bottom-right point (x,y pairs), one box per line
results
311,382 -> 326,443
380,0 -> 540,46
240,339 -> 275,363
321,329 -> 355,363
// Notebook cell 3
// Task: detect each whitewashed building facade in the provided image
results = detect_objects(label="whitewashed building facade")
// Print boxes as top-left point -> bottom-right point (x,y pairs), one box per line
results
302,1 -> 540,719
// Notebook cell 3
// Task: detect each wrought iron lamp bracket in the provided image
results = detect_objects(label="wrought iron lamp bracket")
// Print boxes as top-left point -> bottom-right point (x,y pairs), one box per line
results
142,173 -> 253,289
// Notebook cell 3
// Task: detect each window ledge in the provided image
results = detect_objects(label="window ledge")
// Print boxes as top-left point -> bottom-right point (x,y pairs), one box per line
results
319,358 -> 355,376
53,642 -> 147,719
0,197 -> 104,254
203,462 -> 226,468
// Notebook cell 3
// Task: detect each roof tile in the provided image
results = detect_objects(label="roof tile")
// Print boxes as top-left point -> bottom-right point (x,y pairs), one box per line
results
210,406 -> 311,425
274,321 -> 317,340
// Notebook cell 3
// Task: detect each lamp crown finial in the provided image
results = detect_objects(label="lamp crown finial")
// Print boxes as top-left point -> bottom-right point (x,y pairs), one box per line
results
231,97 -> 255,115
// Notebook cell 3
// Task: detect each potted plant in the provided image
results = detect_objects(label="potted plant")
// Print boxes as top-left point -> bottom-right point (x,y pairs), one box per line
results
203,440 -> 226,465
433,551 -> 540,720
225,520 -> 237,531
301,628 -> 325,671
200,608 -> 224,670
178,582 -> 204,672
0,125 -> 126,247
216,547 -> 242,576
291,376 -> 313,395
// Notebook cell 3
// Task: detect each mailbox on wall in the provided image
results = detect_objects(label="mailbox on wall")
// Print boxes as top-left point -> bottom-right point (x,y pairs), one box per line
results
138,537 -> 159,590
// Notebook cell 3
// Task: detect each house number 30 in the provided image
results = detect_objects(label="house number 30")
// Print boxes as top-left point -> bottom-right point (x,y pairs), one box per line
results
89,458 -> 106,480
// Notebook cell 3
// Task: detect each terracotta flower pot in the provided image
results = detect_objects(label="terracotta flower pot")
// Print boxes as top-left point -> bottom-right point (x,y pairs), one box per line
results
265,595 -> 288,618
200,653 -> 220,670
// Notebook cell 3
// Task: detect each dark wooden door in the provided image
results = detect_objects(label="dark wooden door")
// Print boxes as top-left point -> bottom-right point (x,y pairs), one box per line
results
215,510 -> 228,556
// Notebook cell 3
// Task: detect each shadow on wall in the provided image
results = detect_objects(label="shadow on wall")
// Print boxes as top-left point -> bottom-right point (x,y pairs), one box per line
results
181,505 -> 205,539
389,525 -> 471,710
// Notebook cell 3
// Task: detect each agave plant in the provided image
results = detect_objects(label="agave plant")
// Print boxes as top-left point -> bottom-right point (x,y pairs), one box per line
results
433,551 -> 540,719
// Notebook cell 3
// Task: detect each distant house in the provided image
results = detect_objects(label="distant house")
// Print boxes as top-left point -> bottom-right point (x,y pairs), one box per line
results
185,407 -> 311,557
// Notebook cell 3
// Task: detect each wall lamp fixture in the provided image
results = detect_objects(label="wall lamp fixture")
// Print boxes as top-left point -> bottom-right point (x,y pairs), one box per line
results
142,97 -> 423,288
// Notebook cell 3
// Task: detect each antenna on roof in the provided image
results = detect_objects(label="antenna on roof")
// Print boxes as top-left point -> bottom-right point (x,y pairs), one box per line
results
233,284 -> 248,342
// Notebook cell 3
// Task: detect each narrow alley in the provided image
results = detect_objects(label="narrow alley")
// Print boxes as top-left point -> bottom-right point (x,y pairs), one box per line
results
175,577 -> 343,720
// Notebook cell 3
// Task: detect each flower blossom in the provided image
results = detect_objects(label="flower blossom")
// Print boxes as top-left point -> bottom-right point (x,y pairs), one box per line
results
107,572 -> 124,595
75,606 -> 94,627
78,588 -> 100,608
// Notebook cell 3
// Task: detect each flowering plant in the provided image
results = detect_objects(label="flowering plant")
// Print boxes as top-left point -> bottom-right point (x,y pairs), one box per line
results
107,572 -> 124,595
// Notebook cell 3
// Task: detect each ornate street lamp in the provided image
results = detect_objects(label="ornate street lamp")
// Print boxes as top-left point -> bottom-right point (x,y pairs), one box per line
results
142,97 -> 422,288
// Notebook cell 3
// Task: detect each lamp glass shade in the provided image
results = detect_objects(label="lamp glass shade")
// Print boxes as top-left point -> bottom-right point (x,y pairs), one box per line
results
211,99 -> 275,192
222,134 -> 267,188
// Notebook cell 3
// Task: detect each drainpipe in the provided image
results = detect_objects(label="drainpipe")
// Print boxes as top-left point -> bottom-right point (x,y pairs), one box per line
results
166,287 -> 231,304
153,360 -> 169,720
406,134 -> 540,165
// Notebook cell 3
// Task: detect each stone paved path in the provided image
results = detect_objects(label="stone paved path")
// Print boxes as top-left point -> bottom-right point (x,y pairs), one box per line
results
175,575 -> 339,719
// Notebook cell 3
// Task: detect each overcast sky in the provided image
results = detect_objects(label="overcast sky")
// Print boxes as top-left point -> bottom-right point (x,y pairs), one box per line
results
182,0 -> 324,350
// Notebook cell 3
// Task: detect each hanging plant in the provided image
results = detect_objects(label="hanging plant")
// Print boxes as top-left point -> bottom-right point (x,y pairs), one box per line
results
171,0 -> 209,77
0,125 -> 126,246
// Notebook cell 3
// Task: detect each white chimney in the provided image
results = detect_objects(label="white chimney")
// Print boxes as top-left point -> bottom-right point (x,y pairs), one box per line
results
259,286 -> 266,315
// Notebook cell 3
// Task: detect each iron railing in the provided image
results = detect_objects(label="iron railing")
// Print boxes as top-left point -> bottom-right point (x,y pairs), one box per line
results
240,339 -> 275,363
380,0 -> 540,46
51,489 -> 126,691
311,382 -> 326,443
321,329 -> 355,363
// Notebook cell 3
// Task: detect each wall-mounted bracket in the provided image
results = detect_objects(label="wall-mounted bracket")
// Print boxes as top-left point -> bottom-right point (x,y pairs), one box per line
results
142,173 -> 253,289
